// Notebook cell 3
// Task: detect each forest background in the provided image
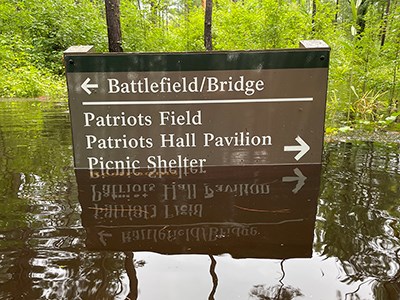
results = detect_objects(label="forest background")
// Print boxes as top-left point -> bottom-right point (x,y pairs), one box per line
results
0,0 -> 399,131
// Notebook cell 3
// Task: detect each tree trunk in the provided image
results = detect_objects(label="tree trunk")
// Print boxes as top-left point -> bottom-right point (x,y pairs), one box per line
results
394,49 -> 399,121
356,1 -> 368,35
335,0 -> 339,23
204,0 -> 213,51
311,0 -> 317,33
105,0 -> 123,52
208,255 -> 218,300
381,0 -> 391,47
124,252 -> 138,300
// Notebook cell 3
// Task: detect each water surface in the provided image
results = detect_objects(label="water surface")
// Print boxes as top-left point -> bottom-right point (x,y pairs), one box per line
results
0,99 -> 399,299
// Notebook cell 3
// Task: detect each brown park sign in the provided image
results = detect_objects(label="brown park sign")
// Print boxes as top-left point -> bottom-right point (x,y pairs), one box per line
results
64,41 -> 330,170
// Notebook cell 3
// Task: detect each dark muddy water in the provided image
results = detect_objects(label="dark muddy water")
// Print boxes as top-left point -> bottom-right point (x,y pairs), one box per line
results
0,99 -> 400,300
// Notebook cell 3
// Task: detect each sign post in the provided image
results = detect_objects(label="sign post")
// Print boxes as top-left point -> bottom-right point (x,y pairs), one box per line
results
64,41 -> 330,171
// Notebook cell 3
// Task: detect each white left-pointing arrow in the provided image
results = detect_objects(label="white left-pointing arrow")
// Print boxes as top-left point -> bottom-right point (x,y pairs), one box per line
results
98,230 -> 112,246
81,77 -> 98,95
284,136 -> 310,161
282,168 -> 307,194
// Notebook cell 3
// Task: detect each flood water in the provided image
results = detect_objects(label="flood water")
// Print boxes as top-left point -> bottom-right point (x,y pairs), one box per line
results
0,99 -> 400,300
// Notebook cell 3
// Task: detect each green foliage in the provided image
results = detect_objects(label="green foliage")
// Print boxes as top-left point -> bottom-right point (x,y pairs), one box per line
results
213,0 -> 310,50
121,0 -> 205,52
0,34 -> 65,98
0,0 -> 107,99
0,0 -> 399,130
18,0 -> 107,73
322,0 -> 400,130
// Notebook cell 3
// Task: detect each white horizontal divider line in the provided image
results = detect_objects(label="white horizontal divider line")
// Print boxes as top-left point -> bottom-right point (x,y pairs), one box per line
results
82,97 -> 313,106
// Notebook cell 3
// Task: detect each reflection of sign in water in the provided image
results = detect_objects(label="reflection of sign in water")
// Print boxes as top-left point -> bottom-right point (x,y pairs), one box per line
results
77,165 -> 321,259
64,41 -> 329,170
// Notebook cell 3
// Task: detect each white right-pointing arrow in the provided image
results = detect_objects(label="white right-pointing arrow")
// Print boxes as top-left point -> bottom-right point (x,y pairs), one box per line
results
282,168 -> 307,194
81,77 -> 98,95
284,136 -> 310,161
